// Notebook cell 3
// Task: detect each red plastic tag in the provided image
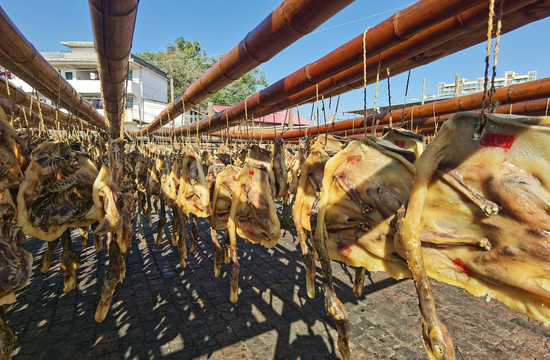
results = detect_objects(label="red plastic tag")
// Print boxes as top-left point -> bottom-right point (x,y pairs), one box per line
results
394,140 -> 406,148
337,242 -> 352,257
452,258 -> 473,276
249,170 -> 254,176
480,133 -> 515,149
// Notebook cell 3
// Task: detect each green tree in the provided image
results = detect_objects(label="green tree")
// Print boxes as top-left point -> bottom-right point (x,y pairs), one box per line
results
136,38 -> 268,106
209,67 -> 268,106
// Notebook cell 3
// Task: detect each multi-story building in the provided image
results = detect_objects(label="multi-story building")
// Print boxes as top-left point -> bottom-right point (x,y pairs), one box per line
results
438,70 -> 537,98
9,41 -> 171,132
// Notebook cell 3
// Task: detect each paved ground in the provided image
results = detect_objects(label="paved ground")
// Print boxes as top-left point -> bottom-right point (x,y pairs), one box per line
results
4,211 -> 550,360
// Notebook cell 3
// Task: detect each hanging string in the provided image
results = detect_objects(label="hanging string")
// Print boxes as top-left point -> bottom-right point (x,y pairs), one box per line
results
509,104 -> 513,115
327,96 -> 332,124
244,95 -> 251,146
330,96 -> 340,136
410,105 -> 414,131
488,0 -> 504,113
207,113 -> 212,152
225,111 -> 230,149
180,96 -> 189,146
400,70 -> 411,127
186,108 -> 192,148
321,94 -> 327,125
480,0 -> 497,129
196,104 -> 201,147
36,91 -> 45,137
296,105 -> 306,144
3,69 -> 10,97
315,84 -> 320,140
362,27 -> 372,138
386,68 -> 393,129
545,98 -> 550,116
372,53 -> 382,136
22,105 -> 29,129
433,102 -> 439,134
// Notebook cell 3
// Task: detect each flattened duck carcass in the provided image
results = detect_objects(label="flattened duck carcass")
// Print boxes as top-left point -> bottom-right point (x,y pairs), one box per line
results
93,139 -> 137,322
0,109 -> 24,189
313,137 -> 423,360
161,154 -> 190,266
292,134 -> 345,299
0,109 -> 31,358
0,200 -> 32,307
17,141 -> 101,241
288,136 -> 310,195
271,138 -> 288,199
398,113 -> 550,343
175,145 -> 212,258
209,165 -> 240,277
381,126 -> 426,158
227,145 -> 280,302
135,154 -> 153,228
0,201 -> 31,358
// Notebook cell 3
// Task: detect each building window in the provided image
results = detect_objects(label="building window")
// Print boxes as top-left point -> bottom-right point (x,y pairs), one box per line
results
128,70 -> 133,81
65,72 -> 73,80
126,97 -> 134,109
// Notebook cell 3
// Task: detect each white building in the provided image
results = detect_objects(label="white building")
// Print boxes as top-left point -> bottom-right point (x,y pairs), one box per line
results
9,41 -> 171,132
438,71 -> 537,98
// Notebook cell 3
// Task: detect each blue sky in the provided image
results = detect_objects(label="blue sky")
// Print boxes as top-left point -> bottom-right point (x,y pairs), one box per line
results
1,1 -> 549,121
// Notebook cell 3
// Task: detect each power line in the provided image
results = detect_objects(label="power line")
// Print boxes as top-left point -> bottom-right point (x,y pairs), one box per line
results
311,3 -> 415,34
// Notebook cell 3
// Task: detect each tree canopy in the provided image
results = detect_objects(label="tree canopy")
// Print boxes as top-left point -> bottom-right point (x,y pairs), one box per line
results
137,37 -> 268,107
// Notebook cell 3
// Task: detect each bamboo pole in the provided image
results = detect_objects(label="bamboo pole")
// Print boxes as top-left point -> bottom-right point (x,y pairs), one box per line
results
89,0 -> 139,138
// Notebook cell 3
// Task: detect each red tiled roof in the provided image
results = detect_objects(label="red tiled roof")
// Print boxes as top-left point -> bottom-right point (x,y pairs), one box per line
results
213,105 -> 311,126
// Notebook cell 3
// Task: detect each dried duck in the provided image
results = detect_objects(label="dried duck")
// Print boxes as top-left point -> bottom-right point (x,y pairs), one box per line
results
312,137 -> 417,359
227,145 -> 280,302
292,134 -> 345,299
93,139 -> 137,322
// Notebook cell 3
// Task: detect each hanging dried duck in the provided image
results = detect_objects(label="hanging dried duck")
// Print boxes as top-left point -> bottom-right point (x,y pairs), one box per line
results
93,139 -> 137,322
227,145 -> 280,303
159,152 -> 190,267
312,137 -> 418,360
287,136 -> 310,195
397,112 -> 550,357
17,141 -> 101,241
175,145 -> 212,259
149,156 -> 165,245
135,154 -> 153,229
0,108 -> 32,358
380,126 -> 426,158
209,165 -> 241,277
292,134 -> 345,299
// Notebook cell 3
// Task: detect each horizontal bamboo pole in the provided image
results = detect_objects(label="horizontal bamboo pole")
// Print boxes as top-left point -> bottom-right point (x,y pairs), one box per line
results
89,0 -> 139,138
